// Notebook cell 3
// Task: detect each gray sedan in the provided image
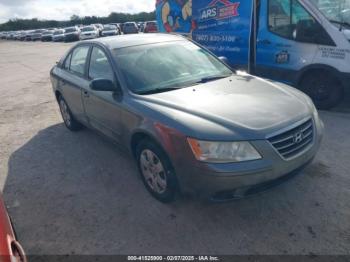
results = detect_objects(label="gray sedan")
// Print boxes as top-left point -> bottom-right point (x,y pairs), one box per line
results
50,34 -> 323,203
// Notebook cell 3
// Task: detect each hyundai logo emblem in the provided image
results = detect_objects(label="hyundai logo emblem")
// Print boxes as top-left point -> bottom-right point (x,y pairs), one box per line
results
293,131 -> 304,144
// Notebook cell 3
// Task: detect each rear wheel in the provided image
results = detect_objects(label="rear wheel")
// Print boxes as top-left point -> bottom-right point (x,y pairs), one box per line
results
58,96 -> 83,131
299,71 -> 344,110
136,139 -> 178,203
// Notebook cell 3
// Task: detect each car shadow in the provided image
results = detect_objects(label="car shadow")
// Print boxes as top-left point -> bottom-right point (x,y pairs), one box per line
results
3,123 -> 330,255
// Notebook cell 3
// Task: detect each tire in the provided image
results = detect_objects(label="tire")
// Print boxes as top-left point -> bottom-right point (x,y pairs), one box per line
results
299,71 -> 344,110
136,139 -> 178,203
58,96 -> 84,131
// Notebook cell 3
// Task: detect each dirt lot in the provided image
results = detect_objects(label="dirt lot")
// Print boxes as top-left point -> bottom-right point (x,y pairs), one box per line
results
0,40 -> 350,255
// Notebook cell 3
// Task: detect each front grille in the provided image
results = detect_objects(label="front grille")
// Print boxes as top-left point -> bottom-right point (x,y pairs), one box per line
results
268,119 -> 314,159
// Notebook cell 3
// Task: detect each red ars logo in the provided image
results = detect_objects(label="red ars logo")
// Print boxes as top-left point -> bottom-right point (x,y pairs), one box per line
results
206,0 -> 240,20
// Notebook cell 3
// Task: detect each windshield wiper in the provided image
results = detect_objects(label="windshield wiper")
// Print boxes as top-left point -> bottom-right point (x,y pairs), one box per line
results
137,87 -> 182,95
330,20 -> 350,29
195,74 -> 232,84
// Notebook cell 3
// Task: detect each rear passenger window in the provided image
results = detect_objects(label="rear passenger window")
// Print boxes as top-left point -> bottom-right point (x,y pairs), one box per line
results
70,46 -> 90,75
88,47 -> 114,81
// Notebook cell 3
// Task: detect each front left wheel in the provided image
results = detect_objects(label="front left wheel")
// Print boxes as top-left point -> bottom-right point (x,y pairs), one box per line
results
136,139 -> 178,203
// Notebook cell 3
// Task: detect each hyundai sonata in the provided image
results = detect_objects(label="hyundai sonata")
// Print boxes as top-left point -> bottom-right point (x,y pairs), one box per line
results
50,34 -> 323,203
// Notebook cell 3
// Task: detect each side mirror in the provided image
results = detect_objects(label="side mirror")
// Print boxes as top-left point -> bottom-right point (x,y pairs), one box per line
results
90,78 -> 118,92
219,56 -> 230,65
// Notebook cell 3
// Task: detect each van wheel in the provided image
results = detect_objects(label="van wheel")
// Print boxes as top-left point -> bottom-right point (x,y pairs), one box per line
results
136,139 -> 178,203
299,72 -> 343,110
58,96 -> 84,131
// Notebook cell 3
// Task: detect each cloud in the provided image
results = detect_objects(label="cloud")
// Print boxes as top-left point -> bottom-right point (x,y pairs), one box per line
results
0,0 -> 155,23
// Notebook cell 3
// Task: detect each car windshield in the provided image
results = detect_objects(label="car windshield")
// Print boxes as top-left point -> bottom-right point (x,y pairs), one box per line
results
113,41 -> 233,95
104,25 -> 116,30
311,0 -> 350,26
81,27 -> 94,32
65,28 -> 77,33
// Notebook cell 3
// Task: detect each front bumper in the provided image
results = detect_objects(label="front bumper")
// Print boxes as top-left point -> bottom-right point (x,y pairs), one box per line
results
80,34 -> 97,40
102,31 -> 117,36
171,117 -> 324,200
53,36 -> 64,42
64,34 -> 79,42
41,36 -> 52,41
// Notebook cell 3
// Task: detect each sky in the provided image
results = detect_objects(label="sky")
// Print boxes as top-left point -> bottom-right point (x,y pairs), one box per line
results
0,0 -> 156,23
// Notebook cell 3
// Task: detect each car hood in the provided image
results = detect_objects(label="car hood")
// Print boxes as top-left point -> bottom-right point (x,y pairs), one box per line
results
134,73 -> 312,140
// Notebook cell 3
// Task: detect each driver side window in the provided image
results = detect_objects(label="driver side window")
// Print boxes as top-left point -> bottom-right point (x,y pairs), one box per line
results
88,47 -> 114,81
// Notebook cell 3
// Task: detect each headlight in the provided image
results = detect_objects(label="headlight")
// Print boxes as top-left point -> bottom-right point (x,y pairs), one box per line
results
187,138 -> 262,163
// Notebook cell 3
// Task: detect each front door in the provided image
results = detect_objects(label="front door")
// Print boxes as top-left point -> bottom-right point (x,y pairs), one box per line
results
82,46 -> 122,142
255,0 -> 320,84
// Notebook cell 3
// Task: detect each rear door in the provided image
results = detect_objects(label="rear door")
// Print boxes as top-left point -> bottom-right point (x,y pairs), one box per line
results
82,45 -> 122,142
59,45 -> 91,122
255,0 -> 324,84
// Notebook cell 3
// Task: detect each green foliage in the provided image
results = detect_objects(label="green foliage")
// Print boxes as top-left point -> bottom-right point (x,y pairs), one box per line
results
0,11 -> 156,31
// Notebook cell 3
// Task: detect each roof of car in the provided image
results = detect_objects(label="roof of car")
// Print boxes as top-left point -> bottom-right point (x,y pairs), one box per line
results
85,33 -> 185,50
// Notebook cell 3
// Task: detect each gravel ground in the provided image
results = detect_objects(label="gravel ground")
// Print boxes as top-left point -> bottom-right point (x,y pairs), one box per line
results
0,40 -> 349,255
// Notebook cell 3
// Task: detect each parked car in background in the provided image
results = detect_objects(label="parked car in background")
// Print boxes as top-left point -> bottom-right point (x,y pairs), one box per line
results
91,24 -> 104,36
50,34 -> 323,203
80,25 -> 99,40
24,31 -> 34,41
0,193 -> 27,262
143,21 -> 158,33
31,29 -> 46,41
101,24 -> 120,37
6,32 -> 15,40
41,30 -> 55,42
0,32 -> 7,39
18,31 -> 27,41
64,27 -> 80,42
122,22 -> 139,34
52,29 -> 65,42
109,23 -> 122,32
13,31 -> 21,41
139,22 -> 146,32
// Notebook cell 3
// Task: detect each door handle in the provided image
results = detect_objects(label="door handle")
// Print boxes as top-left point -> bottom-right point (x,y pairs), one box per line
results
257,39 -> 271,45
83,90 -> 90,98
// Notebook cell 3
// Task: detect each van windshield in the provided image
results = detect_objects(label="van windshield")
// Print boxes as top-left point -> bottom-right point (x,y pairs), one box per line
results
311,0 -> 350,27
113,41 -> 233,95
